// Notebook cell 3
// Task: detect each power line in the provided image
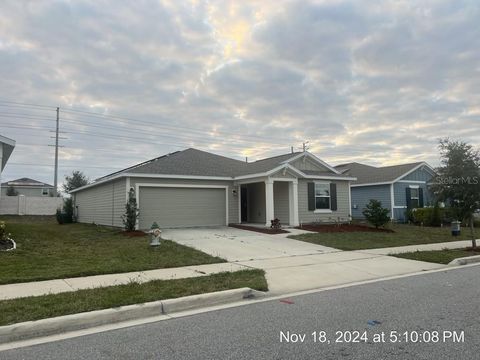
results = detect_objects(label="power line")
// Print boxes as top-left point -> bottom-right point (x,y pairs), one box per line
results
0,99 -> 57,109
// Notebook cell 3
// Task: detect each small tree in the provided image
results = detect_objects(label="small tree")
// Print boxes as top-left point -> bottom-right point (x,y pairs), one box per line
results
6,185 -> 18,196
122,188 -> 139,231
63,171 -> 89,193
430,139 -> 480,248
363,199 -> 390,229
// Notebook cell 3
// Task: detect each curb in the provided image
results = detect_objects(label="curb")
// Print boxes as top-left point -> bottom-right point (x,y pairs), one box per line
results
0,287 -> 265,345
448,255 -> 480,266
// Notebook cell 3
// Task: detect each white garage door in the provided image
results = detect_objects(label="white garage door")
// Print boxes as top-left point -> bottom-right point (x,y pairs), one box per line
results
138,186 -> 227,229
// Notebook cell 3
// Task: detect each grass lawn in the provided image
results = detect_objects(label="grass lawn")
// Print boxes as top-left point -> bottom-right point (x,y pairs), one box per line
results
0,216 -> 224,285
0,269 -> 267,326
289,224 -> 475,250
392,249 -> 480,264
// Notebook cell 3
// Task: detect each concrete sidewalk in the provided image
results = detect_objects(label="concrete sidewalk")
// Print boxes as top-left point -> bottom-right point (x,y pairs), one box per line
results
0,263 -> 248,301
1,237 -> 474,301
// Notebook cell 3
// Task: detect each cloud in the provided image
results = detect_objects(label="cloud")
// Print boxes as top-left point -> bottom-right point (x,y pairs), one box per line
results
0,0 -> 479,187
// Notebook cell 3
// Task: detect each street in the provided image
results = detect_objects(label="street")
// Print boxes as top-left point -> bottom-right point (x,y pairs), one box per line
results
1,266 -> 479,360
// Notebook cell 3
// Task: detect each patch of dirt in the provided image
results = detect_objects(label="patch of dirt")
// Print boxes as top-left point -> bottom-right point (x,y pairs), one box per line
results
119,230 -> 147,237
464,247 -> 480,253
0,239 -> 14,251
297,224 -> 395,233
229,224 -> 289,234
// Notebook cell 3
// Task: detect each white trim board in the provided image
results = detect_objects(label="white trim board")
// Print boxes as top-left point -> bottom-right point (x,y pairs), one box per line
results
134,183 -> 229,229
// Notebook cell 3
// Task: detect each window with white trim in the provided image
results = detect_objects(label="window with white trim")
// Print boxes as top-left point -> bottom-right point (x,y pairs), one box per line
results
315,182 -> 330,210
410,187 -> 419,208
42,188 -> 49,196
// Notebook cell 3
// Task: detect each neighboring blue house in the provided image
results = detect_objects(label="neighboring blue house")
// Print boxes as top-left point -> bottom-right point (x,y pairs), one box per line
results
335,162 -> 436,222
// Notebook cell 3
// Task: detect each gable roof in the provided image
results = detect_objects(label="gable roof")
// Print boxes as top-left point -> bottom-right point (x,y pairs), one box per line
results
335,162 -> 434,185
97,148 -> 304,180
72,148 -> 355,193
1,177 -> 54,187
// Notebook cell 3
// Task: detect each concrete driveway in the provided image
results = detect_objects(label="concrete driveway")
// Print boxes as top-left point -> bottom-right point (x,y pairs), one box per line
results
162,227 -> 444,295
162,227 -> 336,262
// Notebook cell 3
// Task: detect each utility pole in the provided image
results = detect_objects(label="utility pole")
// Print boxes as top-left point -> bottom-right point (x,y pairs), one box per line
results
54,107 -> 59,197
49,108 -> 67,196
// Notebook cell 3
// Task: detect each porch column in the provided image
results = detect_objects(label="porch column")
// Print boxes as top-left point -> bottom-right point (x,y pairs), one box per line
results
265,179 -> 274,226
289,180 -> 299,226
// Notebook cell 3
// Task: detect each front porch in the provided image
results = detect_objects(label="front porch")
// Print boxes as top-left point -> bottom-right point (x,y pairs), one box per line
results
237,178 -> 299,227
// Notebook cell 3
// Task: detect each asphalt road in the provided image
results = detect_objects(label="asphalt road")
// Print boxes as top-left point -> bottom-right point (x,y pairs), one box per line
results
2,266 -> 479,360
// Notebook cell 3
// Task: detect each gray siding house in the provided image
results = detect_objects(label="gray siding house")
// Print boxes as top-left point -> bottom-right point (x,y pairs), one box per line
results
1,178 -> 55,197
0,135 -> 15,196
71,148 -> 356,229
335,162 -> 436,222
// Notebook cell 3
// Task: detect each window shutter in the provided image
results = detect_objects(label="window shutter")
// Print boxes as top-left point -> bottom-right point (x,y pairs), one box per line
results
406,187 -> 412,208
419,188 -> 424,208
308,182 -> 315,211
330,183 -> 337,211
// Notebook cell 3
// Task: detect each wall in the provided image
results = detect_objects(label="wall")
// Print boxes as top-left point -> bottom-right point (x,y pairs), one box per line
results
0,196 -> 63,215
74,178 -> 126,227
298,179 -> 350,223
290,157 -> 329,172
0,187 -> 53,197
350,184 -> 392,219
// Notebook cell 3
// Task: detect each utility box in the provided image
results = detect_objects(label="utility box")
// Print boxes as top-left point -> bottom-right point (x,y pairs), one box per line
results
451,221 -> 461,236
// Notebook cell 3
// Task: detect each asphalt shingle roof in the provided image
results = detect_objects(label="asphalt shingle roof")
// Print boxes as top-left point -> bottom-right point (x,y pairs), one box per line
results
335,162 -> 424,185
98,148 -> 304,180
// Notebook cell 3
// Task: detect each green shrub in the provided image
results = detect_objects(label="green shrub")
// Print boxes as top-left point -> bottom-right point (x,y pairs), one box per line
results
362,199 -> 390,228
122,188 -> 139,231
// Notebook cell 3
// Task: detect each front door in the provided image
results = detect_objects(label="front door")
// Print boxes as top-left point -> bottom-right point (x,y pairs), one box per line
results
241,186 -> 248,222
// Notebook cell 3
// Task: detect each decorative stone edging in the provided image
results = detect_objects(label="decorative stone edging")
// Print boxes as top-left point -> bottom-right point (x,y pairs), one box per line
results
0,238 -> 16,252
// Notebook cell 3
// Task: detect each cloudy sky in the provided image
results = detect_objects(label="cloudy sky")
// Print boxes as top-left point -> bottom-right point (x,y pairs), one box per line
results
1,0 -> 479,187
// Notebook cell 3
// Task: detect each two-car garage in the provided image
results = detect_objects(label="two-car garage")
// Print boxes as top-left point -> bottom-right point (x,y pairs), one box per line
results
137,185 -> 228,229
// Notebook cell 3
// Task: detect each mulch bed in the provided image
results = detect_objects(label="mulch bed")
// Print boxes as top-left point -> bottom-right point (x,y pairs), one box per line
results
465,247 -> 480,253
297,224 -> 395,233
118,230 -> 147,237
0,239 -> 14,251
229,224 -> 289,234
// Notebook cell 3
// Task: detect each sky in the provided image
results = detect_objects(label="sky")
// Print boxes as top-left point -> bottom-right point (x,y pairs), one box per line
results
0,0 -> 479,188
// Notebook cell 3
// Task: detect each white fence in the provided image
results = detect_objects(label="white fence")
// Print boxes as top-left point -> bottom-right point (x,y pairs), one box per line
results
0,195 -> 63,215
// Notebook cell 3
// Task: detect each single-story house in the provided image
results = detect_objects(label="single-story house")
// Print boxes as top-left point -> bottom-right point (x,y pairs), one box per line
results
1,178 -> 55,197
335,162 -> 436,222
0,135 -> 16,195
0,135 -> 15,172
71,148 -> 357,229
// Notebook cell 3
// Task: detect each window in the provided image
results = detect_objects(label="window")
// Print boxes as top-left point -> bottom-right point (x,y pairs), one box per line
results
410,187 -> 419,208
315,183 -> 330,210
42,188 -> 49,196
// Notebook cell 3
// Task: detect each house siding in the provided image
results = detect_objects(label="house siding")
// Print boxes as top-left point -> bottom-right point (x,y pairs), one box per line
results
129,177 -> 238,224
400,167 -> 433,182
393,182 -> 431,208
0,187 -> 53,197
74,178 -> 126,227
273,181 -> 289,224
291,157 -> 329,172
298,179 -> 350,223
350,184 -> 392,219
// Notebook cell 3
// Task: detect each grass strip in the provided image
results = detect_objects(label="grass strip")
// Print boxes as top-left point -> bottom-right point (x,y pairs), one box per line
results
0,269 -> 267,326
289,224 -> 473,250
392,249 -> 480,264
